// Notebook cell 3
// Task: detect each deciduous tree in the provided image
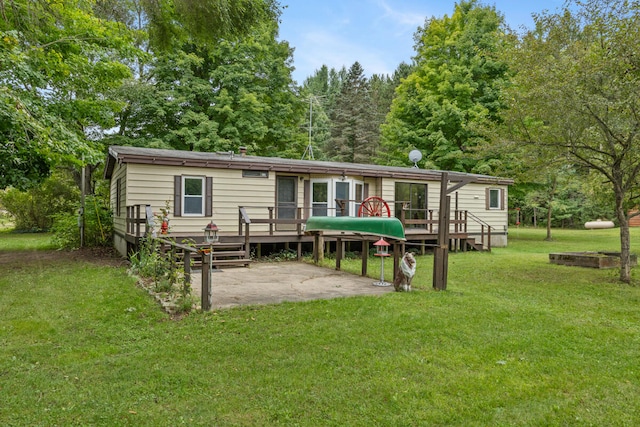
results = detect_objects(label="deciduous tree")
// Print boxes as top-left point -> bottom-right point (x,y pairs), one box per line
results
504,0 -> 640,282
0,0 -> 135,190
379,0 -> 510,171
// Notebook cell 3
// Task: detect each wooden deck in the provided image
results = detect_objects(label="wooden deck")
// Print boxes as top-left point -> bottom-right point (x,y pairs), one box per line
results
123,204 -> 493,262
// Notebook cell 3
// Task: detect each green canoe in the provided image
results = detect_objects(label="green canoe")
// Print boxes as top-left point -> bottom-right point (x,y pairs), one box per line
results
305,216 -> 406,241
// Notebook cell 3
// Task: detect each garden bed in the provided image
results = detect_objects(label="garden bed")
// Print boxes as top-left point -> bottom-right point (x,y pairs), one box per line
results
549,251 -> 637,269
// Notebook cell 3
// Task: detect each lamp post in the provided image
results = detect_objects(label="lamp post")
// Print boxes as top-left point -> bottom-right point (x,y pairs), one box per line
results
373,237 -> 391,287
202,222 -> 219,311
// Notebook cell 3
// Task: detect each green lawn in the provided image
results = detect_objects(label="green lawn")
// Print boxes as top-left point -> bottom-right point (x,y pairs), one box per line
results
1,228 -> 640,425
0,230 -> 55,251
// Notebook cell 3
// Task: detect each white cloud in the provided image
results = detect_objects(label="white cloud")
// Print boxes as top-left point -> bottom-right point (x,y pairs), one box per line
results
375,0 -> 428,28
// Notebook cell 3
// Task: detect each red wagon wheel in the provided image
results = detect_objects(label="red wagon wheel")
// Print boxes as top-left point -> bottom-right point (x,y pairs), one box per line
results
358,196 -> 391,217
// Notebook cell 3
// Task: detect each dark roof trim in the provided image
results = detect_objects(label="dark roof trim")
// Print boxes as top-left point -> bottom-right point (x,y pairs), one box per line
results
104,146 -> 514,185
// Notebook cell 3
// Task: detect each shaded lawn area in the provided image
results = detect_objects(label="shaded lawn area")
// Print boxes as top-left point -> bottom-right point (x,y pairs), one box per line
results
1,228 -> 640,425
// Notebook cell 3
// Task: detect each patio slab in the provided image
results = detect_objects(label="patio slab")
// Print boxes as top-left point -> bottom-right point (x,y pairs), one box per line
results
190,261 -> 394,309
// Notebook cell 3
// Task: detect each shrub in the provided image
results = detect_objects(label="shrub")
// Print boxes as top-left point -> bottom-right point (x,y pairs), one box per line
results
0,171 -> 79,231
50,194 -> 113,249
129,237 -> 194,314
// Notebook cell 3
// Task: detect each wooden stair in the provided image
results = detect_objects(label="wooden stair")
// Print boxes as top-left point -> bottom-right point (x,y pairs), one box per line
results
199,242 -> 252,268
465,237 -> 489,252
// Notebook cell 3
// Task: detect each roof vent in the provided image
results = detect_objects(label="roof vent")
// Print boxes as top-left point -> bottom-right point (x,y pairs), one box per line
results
239,146 -> 247,157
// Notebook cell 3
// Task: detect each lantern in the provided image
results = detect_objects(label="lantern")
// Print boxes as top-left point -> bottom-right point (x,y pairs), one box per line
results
203,221 -> 219,244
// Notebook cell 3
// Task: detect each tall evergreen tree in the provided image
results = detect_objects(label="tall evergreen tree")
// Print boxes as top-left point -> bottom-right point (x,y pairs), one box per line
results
300,65 -> 346,159
327,62 -> 378,163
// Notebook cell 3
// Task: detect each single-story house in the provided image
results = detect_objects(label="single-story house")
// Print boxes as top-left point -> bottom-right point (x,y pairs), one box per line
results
104,145 -> 513,258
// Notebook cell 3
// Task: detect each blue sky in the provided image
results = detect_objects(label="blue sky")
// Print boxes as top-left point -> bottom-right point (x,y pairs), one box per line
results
277,0 -> 566,84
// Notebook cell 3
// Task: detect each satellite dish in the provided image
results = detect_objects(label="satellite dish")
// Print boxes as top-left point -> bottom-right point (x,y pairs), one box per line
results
409,150 -> 422,168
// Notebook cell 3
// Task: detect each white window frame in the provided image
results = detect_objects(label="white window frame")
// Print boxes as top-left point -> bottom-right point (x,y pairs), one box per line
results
310,178 -> 363,217
488,188 -> 502,210
182,176 -> 205,216
311,179 -> 330,217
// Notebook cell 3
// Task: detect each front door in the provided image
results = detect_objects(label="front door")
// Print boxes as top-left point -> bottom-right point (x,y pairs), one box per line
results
335,181 -> 350,216
276,176 -> 297,231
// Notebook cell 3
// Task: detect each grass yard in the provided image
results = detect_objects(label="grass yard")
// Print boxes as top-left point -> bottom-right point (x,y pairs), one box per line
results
1,228 -> 640,425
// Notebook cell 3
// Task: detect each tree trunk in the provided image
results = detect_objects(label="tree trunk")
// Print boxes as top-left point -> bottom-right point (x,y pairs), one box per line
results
544,177 -> 557,241
615,196 -> 631,283
545,206 -> 553,240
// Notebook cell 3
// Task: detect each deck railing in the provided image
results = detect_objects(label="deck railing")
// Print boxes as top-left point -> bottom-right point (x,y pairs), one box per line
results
126,202 -> 490,250
466,211 -> 493,251
126,204 -> 149,237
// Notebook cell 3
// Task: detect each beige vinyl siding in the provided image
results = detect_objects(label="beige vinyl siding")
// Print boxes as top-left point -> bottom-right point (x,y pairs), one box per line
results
382,178 -> 509,236
363,177 -> 379,198
126,164 -> 278,234
448,183 -> 508,234
118,162 -> 509,245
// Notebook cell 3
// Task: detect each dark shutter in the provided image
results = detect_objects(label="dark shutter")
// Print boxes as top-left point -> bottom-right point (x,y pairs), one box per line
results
501,188 -> 505,210
364,183 -> 369,199
303,180 -> 310,219
205,177 -> 213,217
485,188 -> 490,210
174,176 -> 182,217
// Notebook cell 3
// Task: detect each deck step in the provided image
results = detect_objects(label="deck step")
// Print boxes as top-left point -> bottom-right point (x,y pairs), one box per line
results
465,238 -> 488,252
212,259 -> 252,267
172,243 -> 252,269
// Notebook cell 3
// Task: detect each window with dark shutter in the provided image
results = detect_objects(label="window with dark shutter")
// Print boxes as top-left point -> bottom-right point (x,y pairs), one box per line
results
174,175 -> 211,216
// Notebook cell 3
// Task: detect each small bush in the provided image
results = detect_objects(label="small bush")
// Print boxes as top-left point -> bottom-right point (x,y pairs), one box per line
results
50,194 -> 113,249
129,237 -> 194,314
0,171 -> 78,231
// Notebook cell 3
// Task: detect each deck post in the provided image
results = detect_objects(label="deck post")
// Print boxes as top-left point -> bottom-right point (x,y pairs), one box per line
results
169,245 -> 176,274
183,251 -> 191,285
244,222 -> 251,260
296,207 -> 303,234
135,205 -> 141,237
313,233 -> 319,264
433,172 -> 451,291
361,239 -> 368,276
336,237 -> 342,271
393,241 -> 400,282
201,250 -> 212,311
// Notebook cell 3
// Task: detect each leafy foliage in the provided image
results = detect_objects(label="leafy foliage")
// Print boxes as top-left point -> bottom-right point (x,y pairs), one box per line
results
503,0 -> 640,281
302,62 -> 409,162
50,194 -> 113,249
128,237 -> 194,313
0,0 -> 137,189
379,0 -> 511,171
0,170 -> 79,231
113,21 -> 305,156
327,62 -> 379,163
142,0 -> 280,51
